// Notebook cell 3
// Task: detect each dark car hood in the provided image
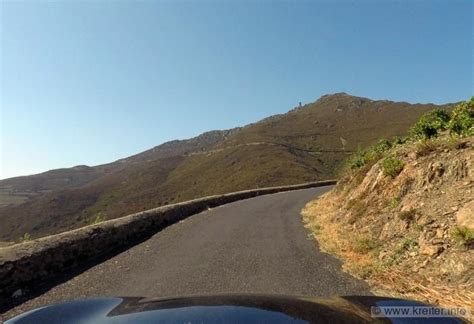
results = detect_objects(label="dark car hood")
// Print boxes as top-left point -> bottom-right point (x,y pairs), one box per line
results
6,294 -> 467,324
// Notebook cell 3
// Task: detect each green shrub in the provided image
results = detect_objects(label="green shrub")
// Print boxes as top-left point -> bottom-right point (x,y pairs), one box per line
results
409,109 -> 451,139
20,232 -> 31,242
90,212 -> 106,225
347,140 -> 392,170
447,97 -> 474,136
452,226 -> 474,247
387,197 -> 400,210
382,158 -> 405,178
347,148 -> 368,169
392,136 -> 408,146
373,139 -> 392,154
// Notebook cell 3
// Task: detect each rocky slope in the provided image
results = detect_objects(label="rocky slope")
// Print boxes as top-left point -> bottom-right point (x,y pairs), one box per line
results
0,93 -> 454,242
302,103 -> 473,309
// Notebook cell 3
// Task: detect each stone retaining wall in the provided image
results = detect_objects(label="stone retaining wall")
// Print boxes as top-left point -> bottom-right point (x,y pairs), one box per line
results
0,180 -> 335,299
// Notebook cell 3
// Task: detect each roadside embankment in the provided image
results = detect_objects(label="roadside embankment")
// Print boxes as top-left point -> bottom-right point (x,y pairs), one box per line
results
303,136 -> 473,309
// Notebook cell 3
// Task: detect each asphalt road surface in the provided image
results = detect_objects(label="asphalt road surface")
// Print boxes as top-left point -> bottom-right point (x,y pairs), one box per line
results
3,186 -> 370,319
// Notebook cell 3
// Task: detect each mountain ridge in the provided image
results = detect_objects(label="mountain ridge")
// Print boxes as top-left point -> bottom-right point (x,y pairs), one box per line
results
0,93 -> 455,242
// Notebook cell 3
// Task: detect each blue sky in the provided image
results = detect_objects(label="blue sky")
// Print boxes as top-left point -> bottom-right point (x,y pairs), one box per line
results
1,0 -> 472,179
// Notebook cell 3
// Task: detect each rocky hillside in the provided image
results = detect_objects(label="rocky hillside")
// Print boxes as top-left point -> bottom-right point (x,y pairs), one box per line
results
302,98 -> 473,309
0,93 -> 454,242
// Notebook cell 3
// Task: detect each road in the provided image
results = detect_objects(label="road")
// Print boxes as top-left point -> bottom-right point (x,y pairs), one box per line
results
3,186 -> 370,319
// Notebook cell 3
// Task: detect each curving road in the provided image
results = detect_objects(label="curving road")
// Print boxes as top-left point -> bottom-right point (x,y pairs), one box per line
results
3,186 -> 370,319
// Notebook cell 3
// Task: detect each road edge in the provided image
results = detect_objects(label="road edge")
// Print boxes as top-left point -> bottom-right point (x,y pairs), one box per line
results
0,180 -> 336,303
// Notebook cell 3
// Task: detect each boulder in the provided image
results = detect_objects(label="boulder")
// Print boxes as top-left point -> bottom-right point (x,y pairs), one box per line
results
420,244 -> 443,257
455,200 -> 474,231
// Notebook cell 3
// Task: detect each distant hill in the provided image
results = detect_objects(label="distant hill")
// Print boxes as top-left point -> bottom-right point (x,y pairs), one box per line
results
0,93 -> 455,242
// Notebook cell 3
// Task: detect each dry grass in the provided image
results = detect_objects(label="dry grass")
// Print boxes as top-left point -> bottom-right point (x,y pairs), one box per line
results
303,197 -> 375,271
372,269 -> 474,310
415,136 -> 467,157
415,139 -> 439,156
302,194 -> 474,311
440,137 -> 466,150
398,209 -> 417,221
353,235 -> 380,254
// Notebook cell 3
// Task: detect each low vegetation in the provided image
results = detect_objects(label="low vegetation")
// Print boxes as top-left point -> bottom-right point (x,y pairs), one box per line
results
383,237 -> 418,267
415,139 -> 438,156
89,212 -> 106,225
353,235 -> 380,254
303,97 -> 473,310
409,109 -> 450,139
20,232 -> 31,242
447,97 -> 474,136
382,158 -> 405,178
347,139 -> 393,170
346,97 -> 473,172
451,226 -> 474,247
387,197 -> 399,210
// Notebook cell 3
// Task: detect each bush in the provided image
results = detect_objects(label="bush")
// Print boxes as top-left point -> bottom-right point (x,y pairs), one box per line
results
392,136 -> 408,146
387,197 -> 400,210
90,212 -> 106,225
409,109 -> 451,139
391,136 -> 406,146
20,232 -> 31,242
452,226 -> 474,247
382,158 -> 405,178
373,139 -> 392,154
347,140 -> 391,170
347,148 -> 368,169
447,97 -> 474,136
